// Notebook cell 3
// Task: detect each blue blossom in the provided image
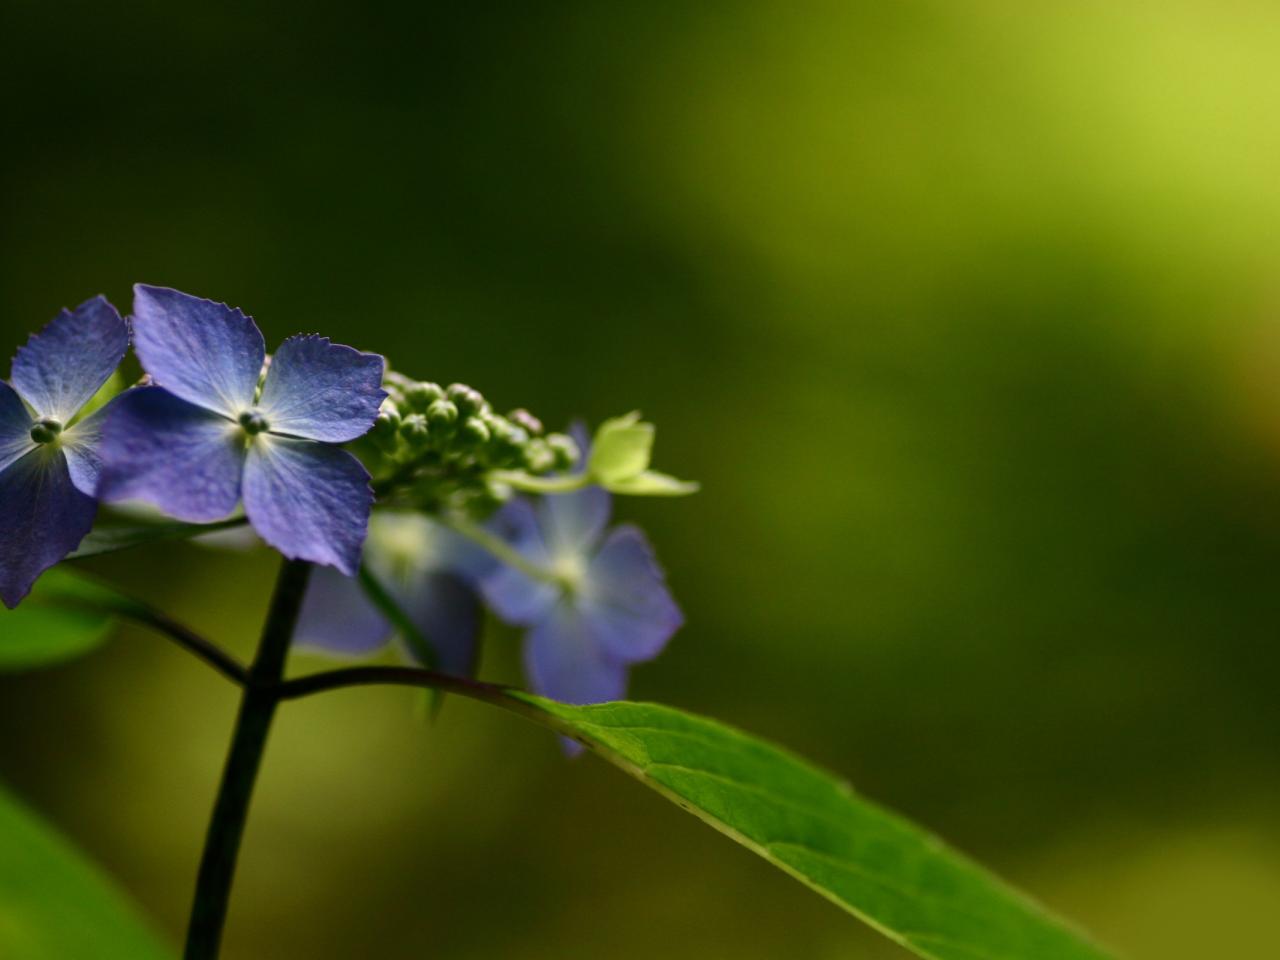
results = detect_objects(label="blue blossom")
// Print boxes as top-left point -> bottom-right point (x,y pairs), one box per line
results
294,511 -> 494,675
0,297 -> 129,607
99,285 -> 385,575
481,485 -> 683,707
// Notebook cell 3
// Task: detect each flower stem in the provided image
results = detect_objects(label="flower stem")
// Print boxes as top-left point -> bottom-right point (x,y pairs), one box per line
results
183,558 -> 312,960
440,513 -> 562,585
488,469 -> 589,494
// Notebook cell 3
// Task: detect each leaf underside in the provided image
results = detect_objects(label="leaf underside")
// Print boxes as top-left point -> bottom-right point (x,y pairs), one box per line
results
0,569 -> 121,670
512,696 -> 1113,960
0,781 -> 172,959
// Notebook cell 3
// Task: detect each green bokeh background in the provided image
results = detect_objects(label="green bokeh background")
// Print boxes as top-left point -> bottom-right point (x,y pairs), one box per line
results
3,1 -> 1280,956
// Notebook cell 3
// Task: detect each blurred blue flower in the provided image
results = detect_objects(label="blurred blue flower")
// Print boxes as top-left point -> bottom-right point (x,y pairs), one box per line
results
99,284 -> 385,575
294,511 -> 493,675
0,296 -> 129,607
481,485 -> 682,707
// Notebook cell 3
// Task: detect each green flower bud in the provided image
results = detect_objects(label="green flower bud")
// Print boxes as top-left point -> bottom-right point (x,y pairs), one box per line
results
457,416 -> 490,449
426,398 -> 458,431
508,408 -> 544,436
371,400 -> 402,438
483,415 -> 529,468
398,412 -> 431,449
522,437 -> 555,473
447,383 -> 485,418
546,432 -> 580,472
405,381 -> 446,412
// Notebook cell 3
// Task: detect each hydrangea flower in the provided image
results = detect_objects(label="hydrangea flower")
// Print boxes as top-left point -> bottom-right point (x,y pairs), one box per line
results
294,511 -> 492,675
99,285 -> 385,575
0,296 -> 129,608
481,484 -> 682,706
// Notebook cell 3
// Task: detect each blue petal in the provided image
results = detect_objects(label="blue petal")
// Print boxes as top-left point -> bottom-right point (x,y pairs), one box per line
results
296,514 -> 487,672
98,387 -> 245,522
59,394 -> 126,497
580,525 -> 683,663
131,285 -> 265,418
0,382 -> 35,473
0,449 -> 97,608
478,498 -> 558,625
391,572 -> 482,675
524,601 -> 630,705
10,296 -> 128,422
294,565 -> 391,657
257,335 -> 386,442
242,436 -> 372,575
538,485 -> 610,557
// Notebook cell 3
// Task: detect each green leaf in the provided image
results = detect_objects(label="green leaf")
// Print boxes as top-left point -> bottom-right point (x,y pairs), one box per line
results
0,781 -> 172,959
70,517 -> 247,560
509,696 -> 1113,960
588,412 -> 654,483
601,469 -> 700,496
71,370 -> 126,423
0,569 -> 119,671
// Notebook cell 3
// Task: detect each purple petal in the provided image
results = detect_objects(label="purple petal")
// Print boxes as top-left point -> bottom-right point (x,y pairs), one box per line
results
294,565 -> 391,657
131,285 -> 265,418
10,296 -> 128,422
98,387 -> 245,521
0,449 -> 97,608
0,382 -> 35,473
242,436 -> 371,575
391,572 -> 481,675
580,525 -> 683,663
538,485 -> 610,556
478,499 -> 558,625
257,335 -> 386,442
524,601 -> 630,705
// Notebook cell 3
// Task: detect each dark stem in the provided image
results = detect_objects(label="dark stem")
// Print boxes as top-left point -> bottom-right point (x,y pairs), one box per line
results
131,606 -> 249,686
183,559 -> 312,960
277,664 -> 513,706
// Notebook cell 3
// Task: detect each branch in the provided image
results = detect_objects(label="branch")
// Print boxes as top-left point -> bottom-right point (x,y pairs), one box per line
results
125,606 -> 249,686
275,665 -> 520,713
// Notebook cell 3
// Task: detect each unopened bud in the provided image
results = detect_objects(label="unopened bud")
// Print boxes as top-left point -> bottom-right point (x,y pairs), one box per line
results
426,399 -> 458,431
399,412 -> 430,448
447,383 -> 485,418
457,417 -> 490,449
508,408 -> 544,436
546,432 -> 580,472
405,381 -> 445,412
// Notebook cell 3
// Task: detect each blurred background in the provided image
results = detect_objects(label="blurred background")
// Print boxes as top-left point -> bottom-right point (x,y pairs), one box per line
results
3,1 -> 1280,956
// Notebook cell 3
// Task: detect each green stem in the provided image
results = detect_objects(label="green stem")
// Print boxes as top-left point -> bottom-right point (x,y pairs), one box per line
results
439,513 -> 562,585
183,559 -> 313,960
488,469 -> 589,494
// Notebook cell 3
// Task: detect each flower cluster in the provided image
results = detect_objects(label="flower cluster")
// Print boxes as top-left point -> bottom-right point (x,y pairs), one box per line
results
0,297 -> 128,607
2,285 -> 693,709
294,432 -> 682,712
364,373 -> 579,516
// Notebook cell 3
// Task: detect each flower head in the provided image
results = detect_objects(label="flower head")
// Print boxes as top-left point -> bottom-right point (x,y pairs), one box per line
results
99,285 -> 385,575
294,512 -> 493,675
481,484 -> 683,706
0,296 -> 129,607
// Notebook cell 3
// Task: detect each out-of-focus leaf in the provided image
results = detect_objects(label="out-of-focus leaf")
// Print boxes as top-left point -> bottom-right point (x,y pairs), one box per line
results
70,517 -> 246,559
601,469 -> 700,496
0,781 -> 173,959
588,411 -> 653,483
0,569 -> 119,670
71,370 -> 126,423
508,695 -> 1113,960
